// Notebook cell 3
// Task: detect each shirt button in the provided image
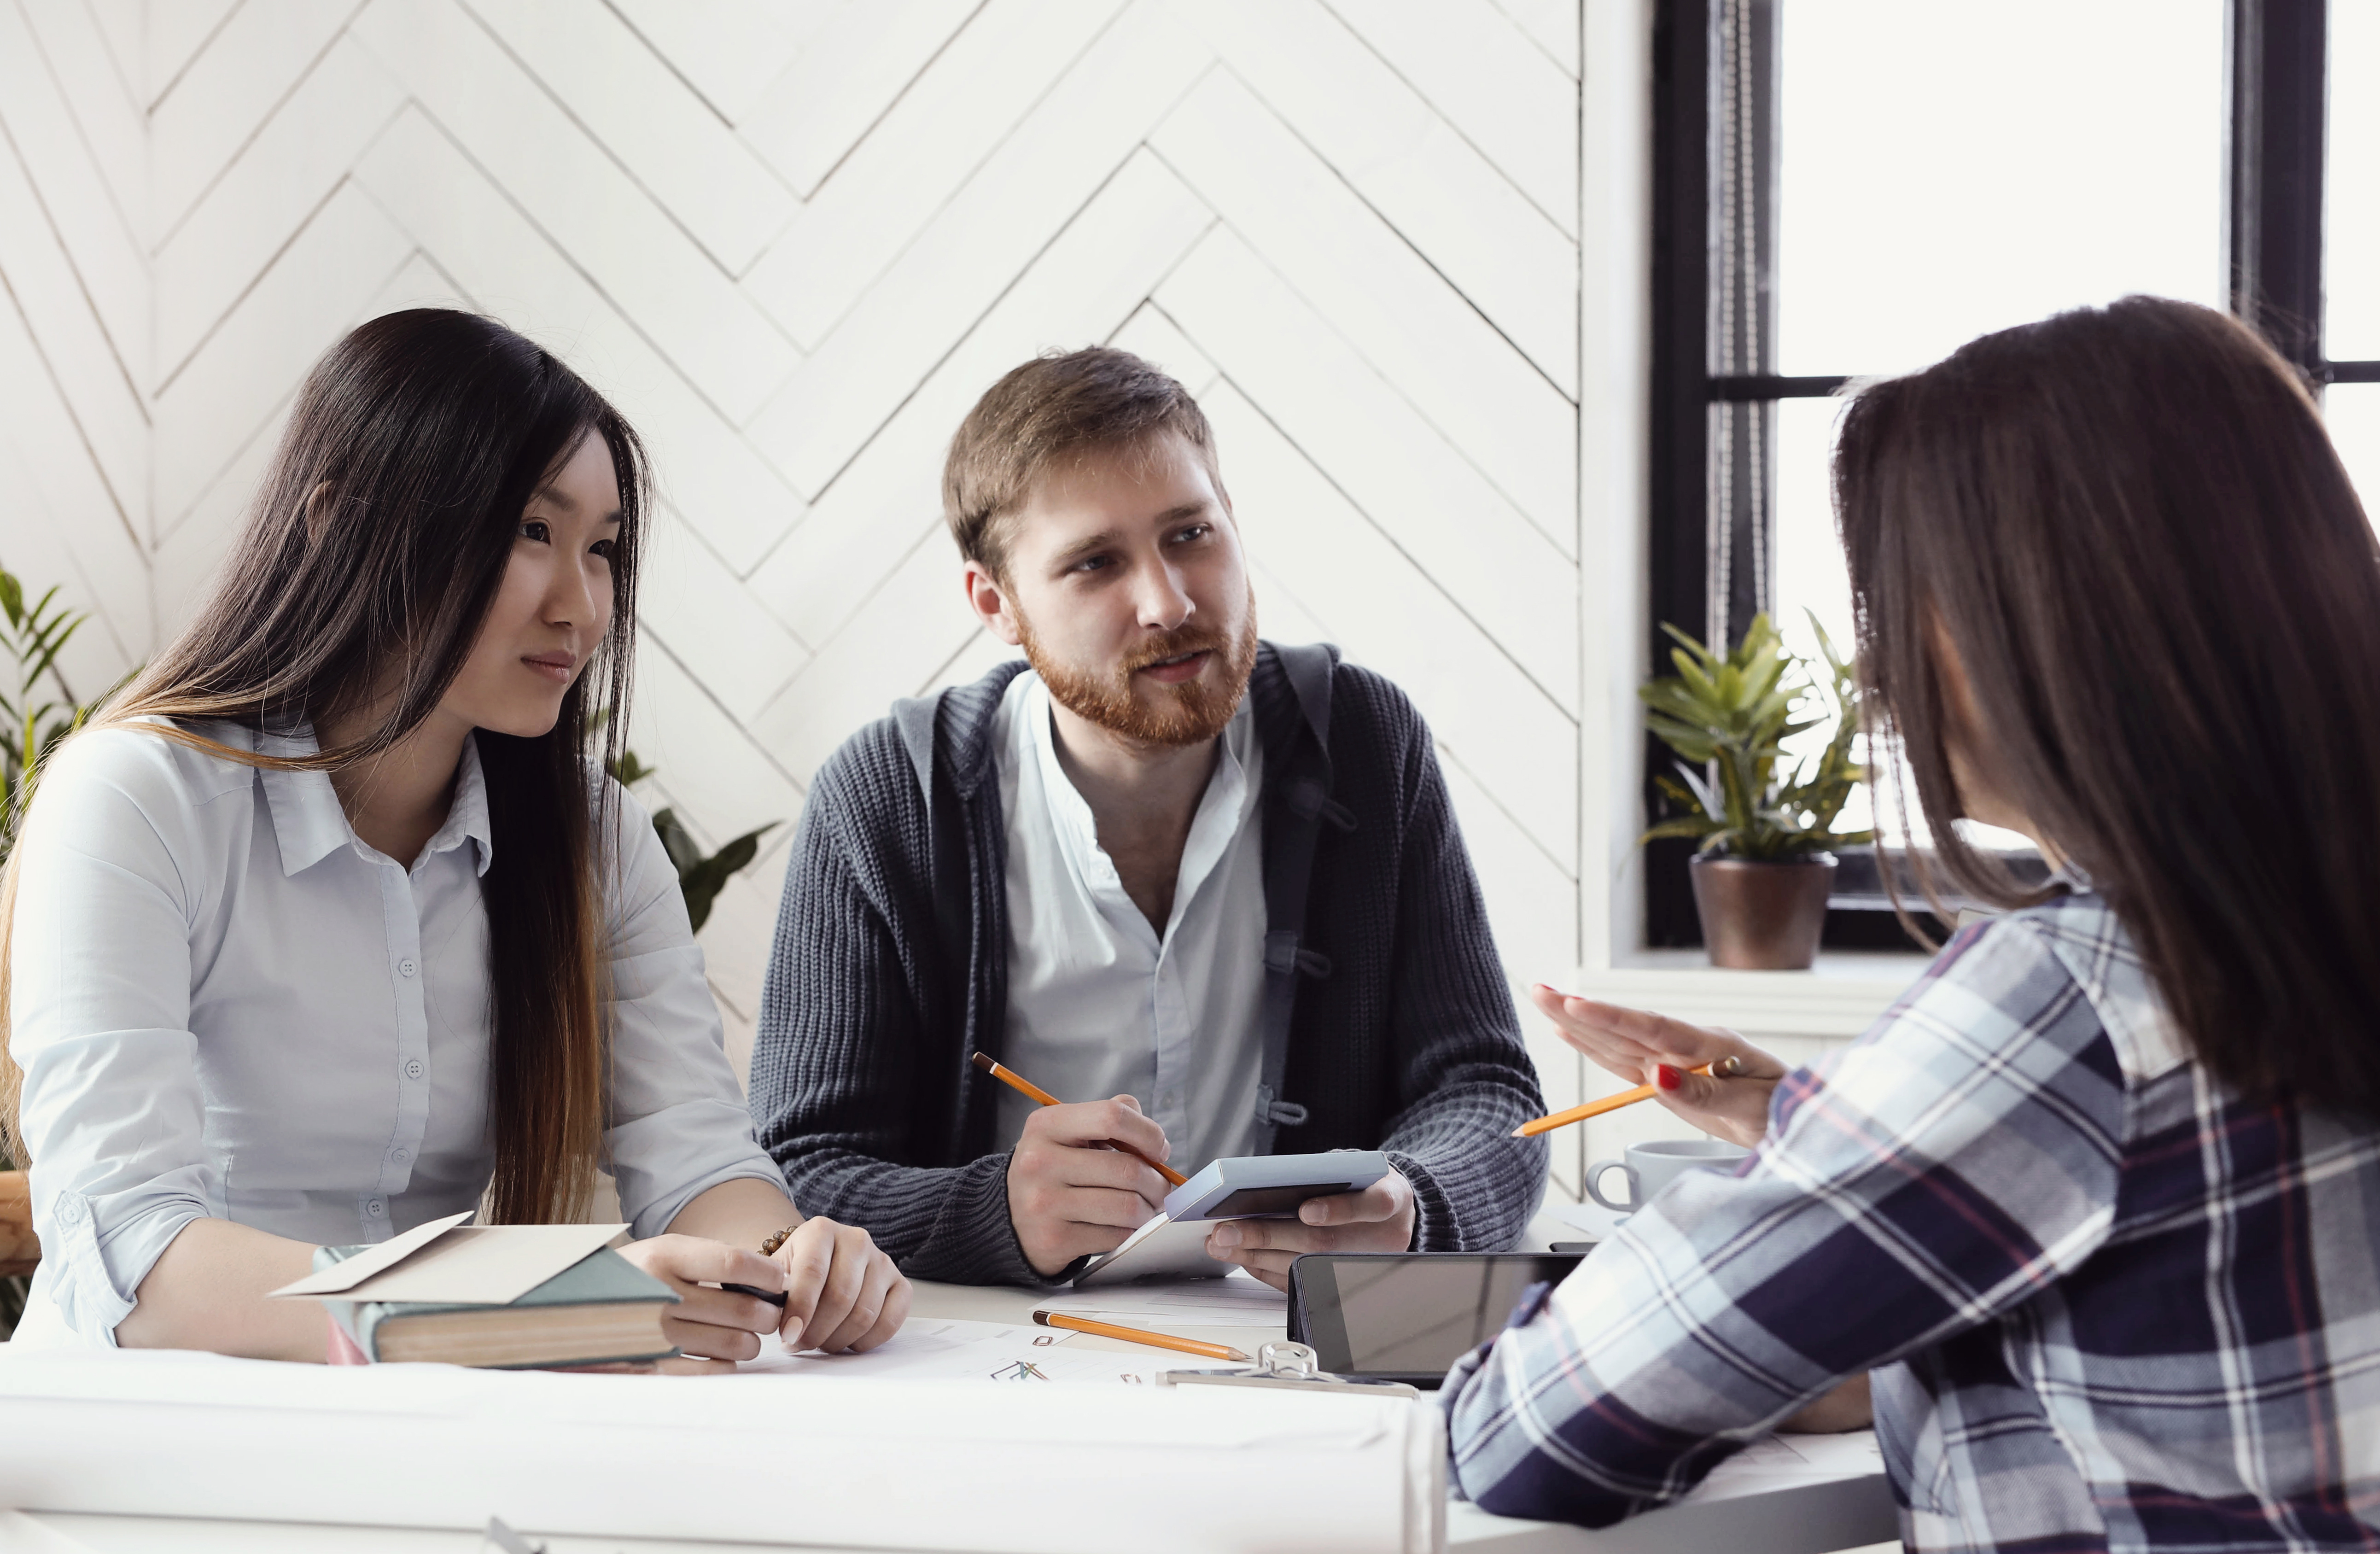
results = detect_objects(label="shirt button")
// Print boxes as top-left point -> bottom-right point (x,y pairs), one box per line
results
54,1194 -> 87,1226
390,1149 -> 410,1163
404,1059 -> 425,1080
366,1199 -> 385,1219
398,959 -> 417,978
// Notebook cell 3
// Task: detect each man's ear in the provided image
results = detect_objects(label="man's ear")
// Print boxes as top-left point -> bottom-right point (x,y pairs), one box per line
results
962,561 -> 1024,648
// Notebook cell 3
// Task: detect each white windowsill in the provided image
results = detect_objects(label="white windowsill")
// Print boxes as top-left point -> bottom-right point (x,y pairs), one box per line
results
1562,950 -> 1929,1038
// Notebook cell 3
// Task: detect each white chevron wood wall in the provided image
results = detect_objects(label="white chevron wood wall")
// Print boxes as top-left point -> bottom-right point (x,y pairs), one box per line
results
0,0 -> 1591,1193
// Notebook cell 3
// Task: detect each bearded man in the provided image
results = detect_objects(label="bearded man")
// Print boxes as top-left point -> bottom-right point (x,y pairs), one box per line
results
748,348 -> 1548,1288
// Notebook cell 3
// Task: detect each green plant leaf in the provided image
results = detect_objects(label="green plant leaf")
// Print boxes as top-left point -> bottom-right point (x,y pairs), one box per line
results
649,806 -> 708,878
673,822 -> 782,933
609,748 -> 657,789
1639,612 -> 1868,870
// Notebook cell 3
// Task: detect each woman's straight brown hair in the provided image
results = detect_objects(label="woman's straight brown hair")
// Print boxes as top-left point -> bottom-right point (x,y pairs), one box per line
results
0,309 -> 645,1222
1835,296 -> 2380,1117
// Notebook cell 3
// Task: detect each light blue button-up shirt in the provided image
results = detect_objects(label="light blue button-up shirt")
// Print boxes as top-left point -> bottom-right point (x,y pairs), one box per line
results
8,720 -> 781,1346
989,672 -> 1268,1177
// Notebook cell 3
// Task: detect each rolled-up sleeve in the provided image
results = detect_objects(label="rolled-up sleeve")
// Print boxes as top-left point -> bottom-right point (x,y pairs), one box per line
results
600,785 -> 786,1239
11,734 -> 213,1343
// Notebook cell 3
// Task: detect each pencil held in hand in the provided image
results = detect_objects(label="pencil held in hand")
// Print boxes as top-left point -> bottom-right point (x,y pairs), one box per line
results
1510,1058 -> 1739,1137
970,1052 -> 1190,1187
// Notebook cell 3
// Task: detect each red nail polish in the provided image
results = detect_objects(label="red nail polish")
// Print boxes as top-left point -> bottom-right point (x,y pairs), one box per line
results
1656,1063 -> 1683,1091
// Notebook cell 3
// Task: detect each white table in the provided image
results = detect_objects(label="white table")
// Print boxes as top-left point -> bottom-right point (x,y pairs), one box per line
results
1,1208 -> 1898,1554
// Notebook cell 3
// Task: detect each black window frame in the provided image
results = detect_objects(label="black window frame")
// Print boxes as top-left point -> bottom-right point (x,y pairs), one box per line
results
1645,0 -> 2380,951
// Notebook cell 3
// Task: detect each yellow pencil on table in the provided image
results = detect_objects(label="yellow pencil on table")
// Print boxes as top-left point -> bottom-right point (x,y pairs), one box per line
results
1032,1310 -> 1250,1362
1509,1057 -> 1743,1138
970,1052 -> 1190,1187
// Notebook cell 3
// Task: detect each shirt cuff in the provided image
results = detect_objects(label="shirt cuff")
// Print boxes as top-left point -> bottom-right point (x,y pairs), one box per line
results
35,1173 -> 206,1344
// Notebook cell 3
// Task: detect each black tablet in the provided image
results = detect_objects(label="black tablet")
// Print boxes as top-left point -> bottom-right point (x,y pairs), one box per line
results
1289,1252 -> 1585,1389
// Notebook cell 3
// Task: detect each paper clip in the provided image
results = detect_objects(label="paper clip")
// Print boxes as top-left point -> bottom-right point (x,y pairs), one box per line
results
1154,1340 -> 1423,1398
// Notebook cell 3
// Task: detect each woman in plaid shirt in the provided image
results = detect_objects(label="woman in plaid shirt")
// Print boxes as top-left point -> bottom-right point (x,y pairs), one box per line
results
1446,298 -> 2380,1550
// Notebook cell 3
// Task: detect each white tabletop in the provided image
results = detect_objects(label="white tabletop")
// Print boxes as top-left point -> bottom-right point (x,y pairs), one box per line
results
2,1208 -> 1897,1554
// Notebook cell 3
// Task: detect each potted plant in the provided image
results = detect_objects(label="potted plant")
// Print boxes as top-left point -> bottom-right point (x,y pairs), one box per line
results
1641,611 -> 1871,969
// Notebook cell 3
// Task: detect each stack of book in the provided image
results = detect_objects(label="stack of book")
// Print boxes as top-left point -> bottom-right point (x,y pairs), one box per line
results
272,1212 -> 680,1368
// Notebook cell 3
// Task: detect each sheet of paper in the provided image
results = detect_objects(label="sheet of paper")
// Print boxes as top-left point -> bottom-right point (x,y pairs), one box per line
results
1072,1213 -> 1236,1285
1692,1430 -> 1885,1501
738,1318 -> 1174,1385
1044,1270 -> 1289,1328
1551,1199 -> 1630,1240
275,1223 -> 629,1306
267,1211 -> 476,1297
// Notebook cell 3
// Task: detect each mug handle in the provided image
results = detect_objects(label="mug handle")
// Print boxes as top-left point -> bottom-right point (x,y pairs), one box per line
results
1585,1160 -> 1637,1211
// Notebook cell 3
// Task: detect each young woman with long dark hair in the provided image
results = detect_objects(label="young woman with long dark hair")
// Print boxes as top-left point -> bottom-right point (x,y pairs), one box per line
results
1451,298 -> 2380,1546
1,310 -> 907,1364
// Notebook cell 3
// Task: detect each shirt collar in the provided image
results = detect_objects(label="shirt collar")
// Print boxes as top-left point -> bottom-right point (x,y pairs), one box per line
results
258,724 -> 495,879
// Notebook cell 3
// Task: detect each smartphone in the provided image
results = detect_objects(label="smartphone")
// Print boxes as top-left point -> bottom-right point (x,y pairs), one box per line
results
1288,1252 -> 1584,1388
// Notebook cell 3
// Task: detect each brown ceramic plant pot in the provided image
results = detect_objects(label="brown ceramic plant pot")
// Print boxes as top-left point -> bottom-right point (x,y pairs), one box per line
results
1689,855 -> 1837,970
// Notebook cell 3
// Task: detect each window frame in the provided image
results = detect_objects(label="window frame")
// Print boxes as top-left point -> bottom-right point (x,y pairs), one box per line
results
1644,0 -> 2379,950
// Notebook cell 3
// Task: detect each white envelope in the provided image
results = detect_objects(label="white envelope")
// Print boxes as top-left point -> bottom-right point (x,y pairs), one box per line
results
268,1217 -> 629,1307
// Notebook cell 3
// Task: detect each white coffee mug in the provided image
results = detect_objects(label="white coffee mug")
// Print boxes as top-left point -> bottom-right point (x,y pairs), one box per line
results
1586,1138 -> 1752,1212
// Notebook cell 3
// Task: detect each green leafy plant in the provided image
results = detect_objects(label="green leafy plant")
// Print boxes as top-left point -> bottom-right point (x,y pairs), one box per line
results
0,571 -> 96,872
603,741 -> 779,935
1640,610 -> 1873,862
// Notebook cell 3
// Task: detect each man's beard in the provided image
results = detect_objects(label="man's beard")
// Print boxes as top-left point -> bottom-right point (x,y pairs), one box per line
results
1017,594 -> 1260,748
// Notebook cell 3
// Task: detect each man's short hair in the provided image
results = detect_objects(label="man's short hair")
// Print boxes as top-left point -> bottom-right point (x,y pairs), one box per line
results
943,347 -> 1221,578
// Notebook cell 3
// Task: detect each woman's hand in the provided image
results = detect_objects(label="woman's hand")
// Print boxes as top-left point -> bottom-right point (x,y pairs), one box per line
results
1528,985 -> 1788,1149
617,1233 -> 790,1371
772,1216 -> 910,1355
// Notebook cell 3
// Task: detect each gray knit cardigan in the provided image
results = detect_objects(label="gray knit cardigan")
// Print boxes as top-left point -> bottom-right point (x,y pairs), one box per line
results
748,641 -> 1550,1286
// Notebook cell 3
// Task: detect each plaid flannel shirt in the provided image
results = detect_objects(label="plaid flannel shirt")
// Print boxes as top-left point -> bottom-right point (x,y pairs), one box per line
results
1442,891 -> 2380,1551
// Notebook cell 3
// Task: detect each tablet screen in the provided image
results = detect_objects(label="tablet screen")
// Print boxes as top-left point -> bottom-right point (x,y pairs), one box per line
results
1292,1254 -> 1583,1383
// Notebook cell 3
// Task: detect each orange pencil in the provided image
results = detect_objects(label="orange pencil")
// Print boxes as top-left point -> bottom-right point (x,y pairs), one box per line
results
970,1052 -> 1190,1188
1032,1309 -> 1250,1362
1509,1059 -> 1737,1138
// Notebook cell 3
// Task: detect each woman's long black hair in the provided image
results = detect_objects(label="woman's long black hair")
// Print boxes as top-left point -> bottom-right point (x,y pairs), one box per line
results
2,309 -> 645,1221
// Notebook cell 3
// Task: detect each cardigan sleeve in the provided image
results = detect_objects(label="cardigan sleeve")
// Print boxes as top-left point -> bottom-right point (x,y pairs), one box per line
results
746,737 -> 1052,1287
1369,691 -> 1551,1251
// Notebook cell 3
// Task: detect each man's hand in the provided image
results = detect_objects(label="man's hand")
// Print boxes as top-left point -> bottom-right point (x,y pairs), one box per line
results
771,1215 -> 909,1355
1529,985 -> 1787,1149
1203,1170 -> 1418,1292
1007,1096 -> 1174,1277
617,1234 -> 790,1370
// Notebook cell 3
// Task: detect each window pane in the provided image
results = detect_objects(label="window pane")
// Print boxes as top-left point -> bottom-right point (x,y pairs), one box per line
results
1776,0 -> 2226,378
2330,0 -> 2380,360
2330,386 -> 2380,522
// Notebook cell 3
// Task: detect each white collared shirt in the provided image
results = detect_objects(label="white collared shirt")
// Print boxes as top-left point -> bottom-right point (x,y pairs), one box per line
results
9,720 -> 780,1346
990,672 -> 1268,1177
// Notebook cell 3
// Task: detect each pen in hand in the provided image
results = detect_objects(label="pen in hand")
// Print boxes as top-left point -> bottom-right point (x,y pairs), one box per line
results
725,1221 -> 802,1307
1510,1055 -> 1745,1137
971,1052 -> 1190,1188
